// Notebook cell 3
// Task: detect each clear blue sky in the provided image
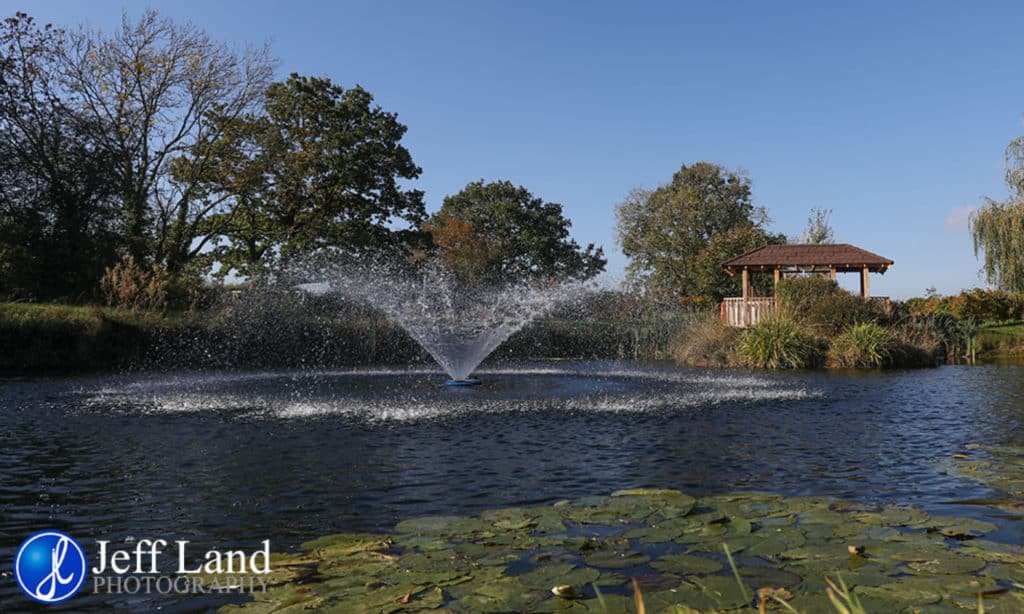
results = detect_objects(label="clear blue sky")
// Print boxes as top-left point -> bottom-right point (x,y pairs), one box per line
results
9,1 -> 1024,298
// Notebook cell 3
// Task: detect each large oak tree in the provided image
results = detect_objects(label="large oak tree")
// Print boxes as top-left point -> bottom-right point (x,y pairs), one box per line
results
195,74 -> 427,278
616,162 -> 783,302
425,180 -> 605,284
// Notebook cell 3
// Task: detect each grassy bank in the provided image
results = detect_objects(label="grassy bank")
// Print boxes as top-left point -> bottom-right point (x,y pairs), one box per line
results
977,320 -> 1024,356
0,303 -> 178,371
0,302 -> 690,374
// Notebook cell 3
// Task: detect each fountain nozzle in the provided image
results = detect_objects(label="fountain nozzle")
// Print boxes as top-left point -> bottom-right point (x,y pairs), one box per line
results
444,378 -> 482,387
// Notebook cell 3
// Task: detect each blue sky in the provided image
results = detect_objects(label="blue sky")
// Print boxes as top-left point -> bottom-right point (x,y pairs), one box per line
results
10,1 -> 1024,298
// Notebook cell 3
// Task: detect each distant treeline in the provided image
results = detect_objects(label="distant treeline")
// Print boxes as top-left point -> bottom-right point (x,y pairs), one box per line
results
0,293 -> 699,373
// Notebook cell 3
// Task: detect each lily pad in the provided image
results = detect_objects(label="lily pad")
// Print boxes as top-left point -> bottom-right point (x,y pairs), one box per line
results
582,549 -> 650,569
905,552 -> 987,575
514,563 -> 600,590
650,553 -> 723,575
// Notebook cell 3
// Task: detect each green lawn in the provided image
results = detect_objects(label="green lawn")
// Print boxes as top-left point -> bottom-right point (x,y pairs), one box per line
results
978,320 -> 1024,356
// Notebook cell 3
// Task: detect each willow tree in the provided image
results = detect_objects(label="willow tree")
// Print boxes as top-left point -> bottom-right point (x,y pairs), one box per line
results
970,135 -> 1024,292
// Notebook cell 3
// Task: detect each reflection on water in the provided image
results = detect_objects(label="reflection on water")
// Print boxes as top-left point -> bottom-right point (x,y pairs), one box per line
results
0,361 -> 1022,610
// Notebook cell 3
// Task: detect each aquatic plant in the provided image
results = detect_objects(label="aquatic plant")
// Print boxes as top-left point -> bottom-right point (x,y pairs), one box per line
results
826,322 -> 898,368
219,489 -> 1024,613
736,318 -> 824,369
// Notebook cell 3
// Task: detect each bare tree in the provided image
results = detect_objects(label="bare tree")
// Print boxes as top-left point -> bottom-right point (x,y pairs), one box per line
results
799,207 -> 834,244
61,9 -> 274,271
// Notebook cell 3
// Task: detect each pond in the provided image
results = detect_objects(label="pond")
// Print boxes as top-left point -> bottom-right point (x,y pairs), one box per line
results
0,361 -> 1022,611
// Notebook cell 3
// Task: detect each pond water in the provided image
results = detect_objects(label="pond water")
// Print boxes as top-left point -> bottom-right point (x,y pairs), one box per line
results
0,361 -> 1022,611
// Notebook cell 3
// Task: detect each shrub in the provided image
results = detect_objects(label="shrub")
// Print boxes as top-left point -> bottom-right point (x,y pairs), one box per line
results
827,322 -> 898,368
100,255 -> 170,311
776,276 -> 839,319
736,317 -> 824,369
671,315 -> 738,366
906,288 -> 1024,322
776,276 -> 879,334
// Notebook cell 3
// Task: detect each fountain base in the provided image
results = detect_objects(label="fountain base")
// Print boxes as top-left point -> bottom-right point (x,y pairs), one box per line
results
444,378 -> 482,387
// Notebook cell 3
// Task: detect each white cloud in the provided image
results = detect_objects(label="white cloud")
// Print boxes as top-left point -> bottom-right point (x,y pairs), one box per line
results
944,205 -> 975,229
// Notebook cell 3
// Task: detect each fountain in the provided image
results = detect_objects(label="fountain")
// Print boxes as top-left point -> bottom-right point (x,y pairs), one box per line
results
295,257 -> 586,385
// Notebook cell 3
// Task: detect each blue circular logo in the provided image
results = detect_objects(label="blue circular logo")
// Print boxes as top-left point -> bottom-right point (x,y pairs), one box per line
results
14,530 -> 88,604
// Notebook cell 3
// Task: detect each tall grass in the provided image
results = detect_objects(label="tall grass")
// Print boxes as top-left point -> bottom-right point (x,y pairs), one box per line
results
736,318 -> 824,369
826,322 -> 898,368
671,315 -> 738,366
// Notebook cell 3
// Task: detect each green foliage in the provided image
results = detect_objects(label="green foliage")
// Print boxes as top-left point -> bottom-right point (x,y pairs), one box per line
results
776,277 -> 879,334
0,303 -> 172,371
977,320 -> 1024,356
0,299 -> 686,372
616,162 -> 783,301
905,288 -> 1024,322
197,74 -> 426,278
776,277 -> 841,319
968,126 -> 1024,293
692,226 -> 786,301
0,13 -> 121,301
971,131 -> 1024,292
736,317 -> 824,369
425,180 -> 605,284
827,323 -> 898,368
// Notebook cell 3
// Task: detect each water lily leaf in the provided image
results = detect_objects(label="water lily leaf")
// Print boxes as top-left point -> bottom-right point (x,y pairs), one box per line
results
514,563 -> 600,590
674,523 -> 728,544
611,488 -> 689,499
582,549 -> 650,569
650,553 -> 723,575
854,579 -> 943,605
914,515 -> 998,538
301,532 -> 392,558
395,515 -> 487,536
944,575 -> 999,595
690,574 -> 752,609
687,508 -> 728,525
395,535 -> 452,552
452,576 -> 543,612
905,552 -> 987,575
736,565 -> 802,588
726,516 -> 752,535
622,524 -> 683,543
780,543 -> 851,563
958,540 -> 1024,564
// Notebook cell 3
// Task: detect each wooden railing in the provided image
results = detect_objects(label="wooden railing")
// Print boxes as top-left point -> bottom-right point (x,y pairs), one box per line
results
720,297 -> 776,328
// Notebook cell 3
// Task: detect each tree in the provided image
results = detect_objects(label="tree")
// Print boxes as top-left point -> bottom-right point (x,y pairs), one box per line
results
970,199 -> 1024,292
196,74 -> 427,278
616,161 -> 776,301
692,227 -> 786,301
0,13 -> 119,300
61,9 -> 274,272
800,207 -> 834,244
970,133 -> 1024,293
424,180 -> 605,284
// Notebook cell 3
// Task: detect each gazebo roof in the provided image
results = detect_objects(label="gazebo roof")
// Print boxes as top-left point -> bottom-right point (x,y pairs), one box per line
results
721,243 -> 893,273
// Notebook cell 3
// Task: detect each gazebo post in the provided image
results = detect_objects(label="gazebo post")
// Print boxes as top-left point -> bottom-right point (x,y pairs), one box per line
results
741,269 -> 750,301
773,267 -> 780,289
860,267 -> 870,299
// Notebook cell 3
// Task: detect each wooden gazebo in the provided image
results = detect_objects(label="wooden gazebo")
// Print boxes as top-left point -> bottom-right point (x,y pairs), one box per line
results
719,244 -> 893,327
